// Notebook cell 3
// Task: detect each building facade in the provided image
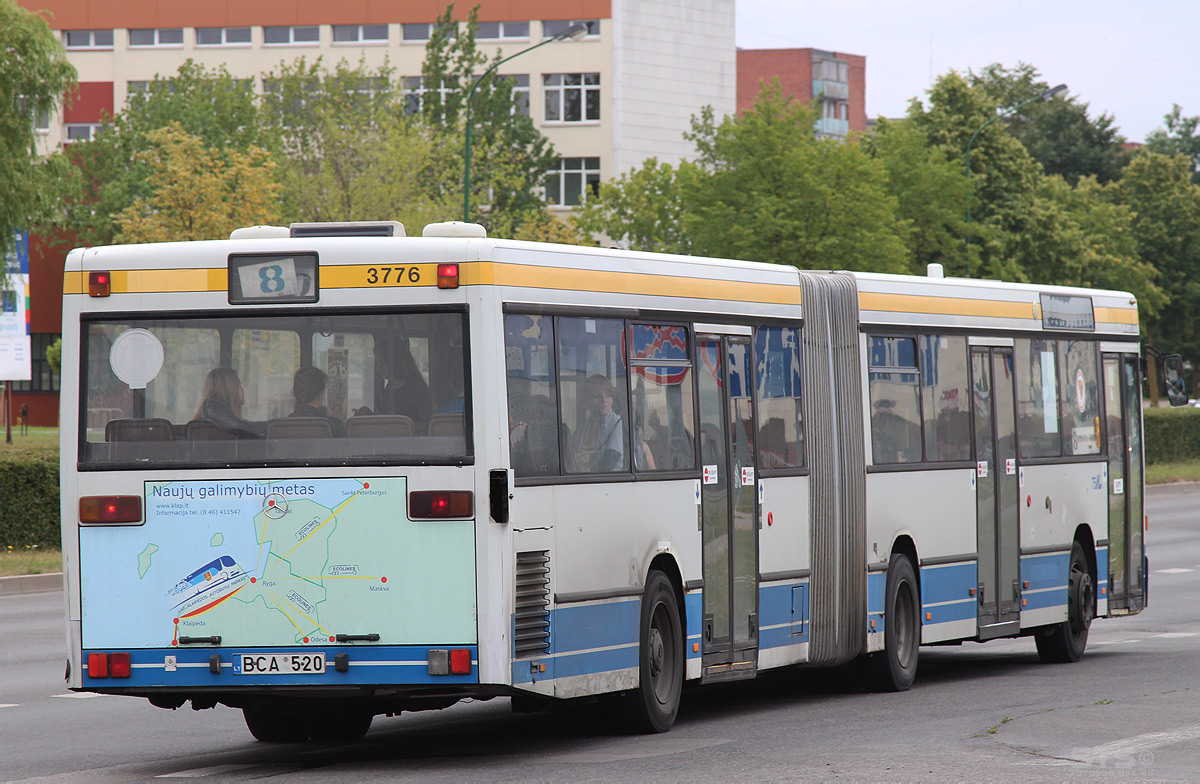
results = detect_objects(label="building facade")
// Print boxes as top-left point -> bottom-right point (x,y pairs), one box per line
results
737,48 -> 866,137
14,0 -> 736,425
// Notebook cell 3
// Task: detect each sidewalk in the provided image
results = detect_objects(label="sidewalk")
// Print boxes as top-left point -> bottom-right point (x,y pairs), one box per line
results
0,572 -> 63,596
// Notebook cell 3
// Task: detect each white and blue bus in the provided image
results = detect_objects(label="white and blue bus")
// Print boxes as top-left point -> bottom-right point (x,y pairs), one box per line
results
60,221 -> 1180,741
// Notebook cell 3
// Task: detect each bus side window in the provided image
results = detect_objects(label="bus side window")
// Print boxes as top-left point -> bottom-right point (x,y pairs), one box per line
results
868,336 -> 922,464
919,334 -> 971,462
557,317 -> 628,474
505,314 -> 561,477
1059,340 -> 1100,456
629,324 -> 695,472
755,325 -> 803,470
1015,338 -> 1062,459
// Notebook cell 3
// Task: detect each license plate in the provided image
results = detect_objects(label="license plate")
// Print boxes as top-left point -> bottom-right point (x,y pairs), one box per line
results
234,653 -> 326,675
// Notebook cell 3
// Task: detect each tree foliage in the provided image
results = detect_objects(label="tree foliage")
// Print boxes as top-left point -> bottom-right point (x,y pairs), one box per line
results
114,123 -> 281,243
0,0 -> 76,259
61,60 -> 263,247
1145,104 -> 1200,183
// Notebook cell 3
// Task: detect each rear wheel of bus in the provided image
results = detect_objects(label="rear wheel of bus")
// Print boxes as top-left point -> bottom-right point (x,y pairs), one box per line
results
605,570 -> 683,733
243,704 -> 308,743
866,554 -> 920,691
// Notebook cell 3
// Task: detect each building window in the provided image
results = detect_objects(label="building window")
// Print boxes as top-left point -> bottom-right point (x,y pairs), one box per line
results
196,27 -> 252,46
13,334 -> 61,393
34,108 -> 50,133
545,157 -> 600,207
263,25 -> 320,46
543,20 -> 599,38
506,74 -> 530,116
403,76 -> 456,115
543,73 -> 600,123
478,21 -> 530,40
402,23 -> 431,41
64,30 -> 114,50
65,123 -> 104,144
333,24 -> 389,43
814,58 -> 848,82
129,28 -> 183,47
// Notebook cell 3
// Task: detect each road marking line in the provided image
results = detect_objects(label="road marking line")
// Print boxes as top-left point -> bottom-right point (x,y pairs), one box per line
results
157,764 -> 260,777
0,703 -> 18,708
1072,724 -> 1200,764
1152,632 -> 1200,638
51,692 -> 107,699
1090,639 -> 1142,645
1155,568 -> 1193,574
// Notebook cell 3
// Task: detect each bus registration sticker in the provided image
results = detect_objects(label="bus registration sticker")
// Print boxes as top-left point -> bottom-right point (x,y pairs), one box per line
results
234,653 -> 326,675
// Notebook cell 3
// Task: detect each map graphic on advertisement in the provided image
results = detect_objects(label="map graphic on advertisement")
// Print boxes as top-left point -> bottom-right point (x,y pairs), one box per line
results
79,477 -> 477,649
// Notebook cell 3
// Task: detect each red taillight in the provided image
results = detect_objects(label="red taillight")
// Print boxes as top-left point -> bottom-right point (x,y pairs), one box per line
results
437,263 -> 459,289
87,652 -> 109,678
88,271 -> 111,297
449,648 -> 472,675
109,652 -> 132,678
408,490 -> 473,519
79,496 -> 142,524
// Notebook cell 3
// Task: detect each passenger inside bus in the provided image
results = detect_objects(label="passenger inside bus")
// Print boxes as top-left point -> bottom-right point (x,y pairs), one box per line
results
194,367 -> 262,439
572,375 -> 627,472
290,367 -> 346,437
367,341 -> 432,432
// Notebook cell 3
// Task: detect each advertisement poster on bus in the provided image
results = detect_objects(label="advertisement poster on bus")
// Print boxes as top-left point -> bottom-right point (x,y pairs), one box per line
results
0,231 -> 31,381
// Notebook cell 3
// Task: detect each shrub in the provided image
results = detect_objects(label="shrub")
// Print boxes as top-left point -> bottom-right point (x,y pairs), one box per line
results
0,452 -> 60,548
1143,406 -> 1200,464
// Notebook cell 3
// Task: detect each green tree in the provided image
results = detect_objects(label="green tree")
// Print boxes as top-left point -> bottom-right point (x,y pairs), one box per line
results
114,123 -> 281,243
0,0 -> 76,259
968,63 -> 1127,185
421,5 -> 558,231
1144,104 -> 1200,183
61,60 -> 265,247
573,158 -> 700,254
1112,153 -> 1200,356
864,118 -> 975,274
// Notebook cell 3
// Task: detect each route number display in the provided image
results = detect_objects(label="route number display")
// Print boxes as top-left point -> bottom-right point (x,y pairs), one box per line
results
234,653 -> 326,675
228,253 -> 319,304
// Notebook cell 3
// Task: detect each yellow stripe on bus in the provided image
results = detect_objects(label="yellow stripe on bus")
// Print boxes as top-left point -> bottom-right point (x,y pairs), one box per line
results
859,291 -> 1138,326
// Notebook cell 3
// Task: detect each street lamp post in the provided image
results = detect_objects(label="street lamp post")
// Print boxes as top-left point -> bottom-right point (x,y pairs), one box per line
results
962,83 -> 1066,276
462,23 -> 587,223
964,83 -> 1067,221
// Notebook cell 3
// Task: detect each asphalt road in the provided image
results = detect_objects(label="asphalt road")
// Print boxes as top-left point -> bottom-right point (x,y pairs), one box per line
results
2,483 -> 1198,781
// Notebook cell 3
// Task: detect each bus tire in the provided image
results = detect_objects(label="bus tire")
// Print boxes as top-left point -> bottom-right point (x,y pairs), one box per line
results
243,704 -> 308,743
1035,541 -> 1093,664
303,712 -> 373,742
867,554 -> 920,692
608,570 -> 683,733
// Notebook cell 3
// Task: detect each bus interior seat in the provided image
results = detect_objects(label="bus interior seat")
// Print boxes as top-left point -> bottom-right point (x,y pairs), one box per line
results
345,414 -> 413,438
186,420 -> 237,440
266,418 -> 334,439
105,418 -> 174,442
427,412 -> 465,436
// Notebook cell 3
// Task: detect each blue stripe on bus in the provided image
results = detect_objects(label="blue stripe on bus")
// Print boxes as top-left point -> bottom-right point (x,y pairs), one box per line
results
1020,552 -> 1069,611
1096,545 -> 1109,597
918,562 -> 977,626
81,645 -> 478,689
868,571 -> 886,633
758,581 -> 809,649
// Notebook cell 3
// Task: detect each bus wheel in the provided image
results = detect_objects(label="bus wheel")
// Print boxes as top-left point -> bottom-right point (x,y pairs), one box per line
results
867,554 -> 920,692
303,712 -> 373,742
243,705 -> 307,743
1036,541 -> 1094,663
608,571 -> 683,733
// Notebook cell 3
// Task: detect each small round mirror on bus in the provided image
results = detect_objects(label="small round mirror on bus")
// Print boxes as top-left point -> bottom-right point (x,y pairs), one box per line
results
109,328 -> 165,390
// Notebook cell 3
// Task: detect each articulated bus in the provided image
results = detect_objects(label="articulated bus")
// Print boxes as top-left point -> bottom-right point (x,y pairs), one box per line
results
60,221 -> 1181,741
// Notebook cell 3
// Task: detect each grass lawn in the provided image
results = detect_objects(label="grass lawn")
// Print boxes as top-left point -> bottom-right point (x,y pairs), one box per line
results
1145,462 -> 1200,485
0,547 -> 62,577
0,426 -> 58,457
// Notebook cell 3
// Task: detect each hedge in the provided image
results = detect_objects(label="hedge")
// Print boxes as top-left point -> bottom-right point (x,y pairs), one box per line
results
0,450 -> 60,548
1143,406 -> 1200,465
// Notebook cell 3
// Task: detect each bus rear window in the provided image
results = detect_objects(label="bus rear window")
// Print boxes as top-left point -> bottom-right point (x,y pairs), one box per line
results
79,310 -> 470,468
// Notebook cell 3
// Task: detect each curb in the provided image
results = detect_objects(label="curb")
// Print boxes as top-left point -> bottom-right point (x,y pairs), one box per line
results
0,572 -> 63,596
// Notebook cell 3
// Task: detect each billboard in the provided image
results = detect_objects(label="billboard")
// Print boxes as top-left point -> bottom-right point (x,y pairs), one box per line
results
1,231 -> 31,382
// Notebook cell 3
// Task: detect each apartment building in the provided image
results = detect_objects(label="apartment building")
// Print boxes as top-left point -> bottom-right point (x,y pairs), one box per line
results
13,0 -> 736,425
737,48 -> 866,137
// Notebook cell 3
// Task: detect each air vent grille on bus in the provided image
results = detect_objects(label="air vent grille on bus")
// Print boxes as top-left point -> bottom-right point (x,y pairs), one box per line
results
514,550 -> 551,657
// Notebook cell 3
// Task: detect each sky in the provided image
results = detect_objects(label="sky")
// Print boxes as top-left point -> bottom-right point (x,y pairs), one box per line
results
735,0 -> 1200,142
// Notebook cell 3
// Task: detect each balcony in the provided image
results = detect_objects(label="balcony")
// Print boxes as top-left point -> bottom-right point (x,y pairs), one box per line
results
814,117 -> 849,137
812,79 -> 849,101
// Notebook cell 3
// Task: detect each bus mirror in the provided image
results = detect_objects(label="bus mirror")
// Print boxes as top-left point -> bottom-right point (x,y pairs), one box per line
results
1163,354 -> 1188,407
489,469 -> 510,524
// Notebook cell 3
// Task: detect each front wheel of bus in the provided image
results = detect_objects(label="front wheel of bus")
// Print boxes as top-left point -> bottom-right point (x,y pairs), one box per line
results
1035,541 -> 1094,664
608,570 -> 683,733
243,704 -> 307,743
867,554 -> 920,692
